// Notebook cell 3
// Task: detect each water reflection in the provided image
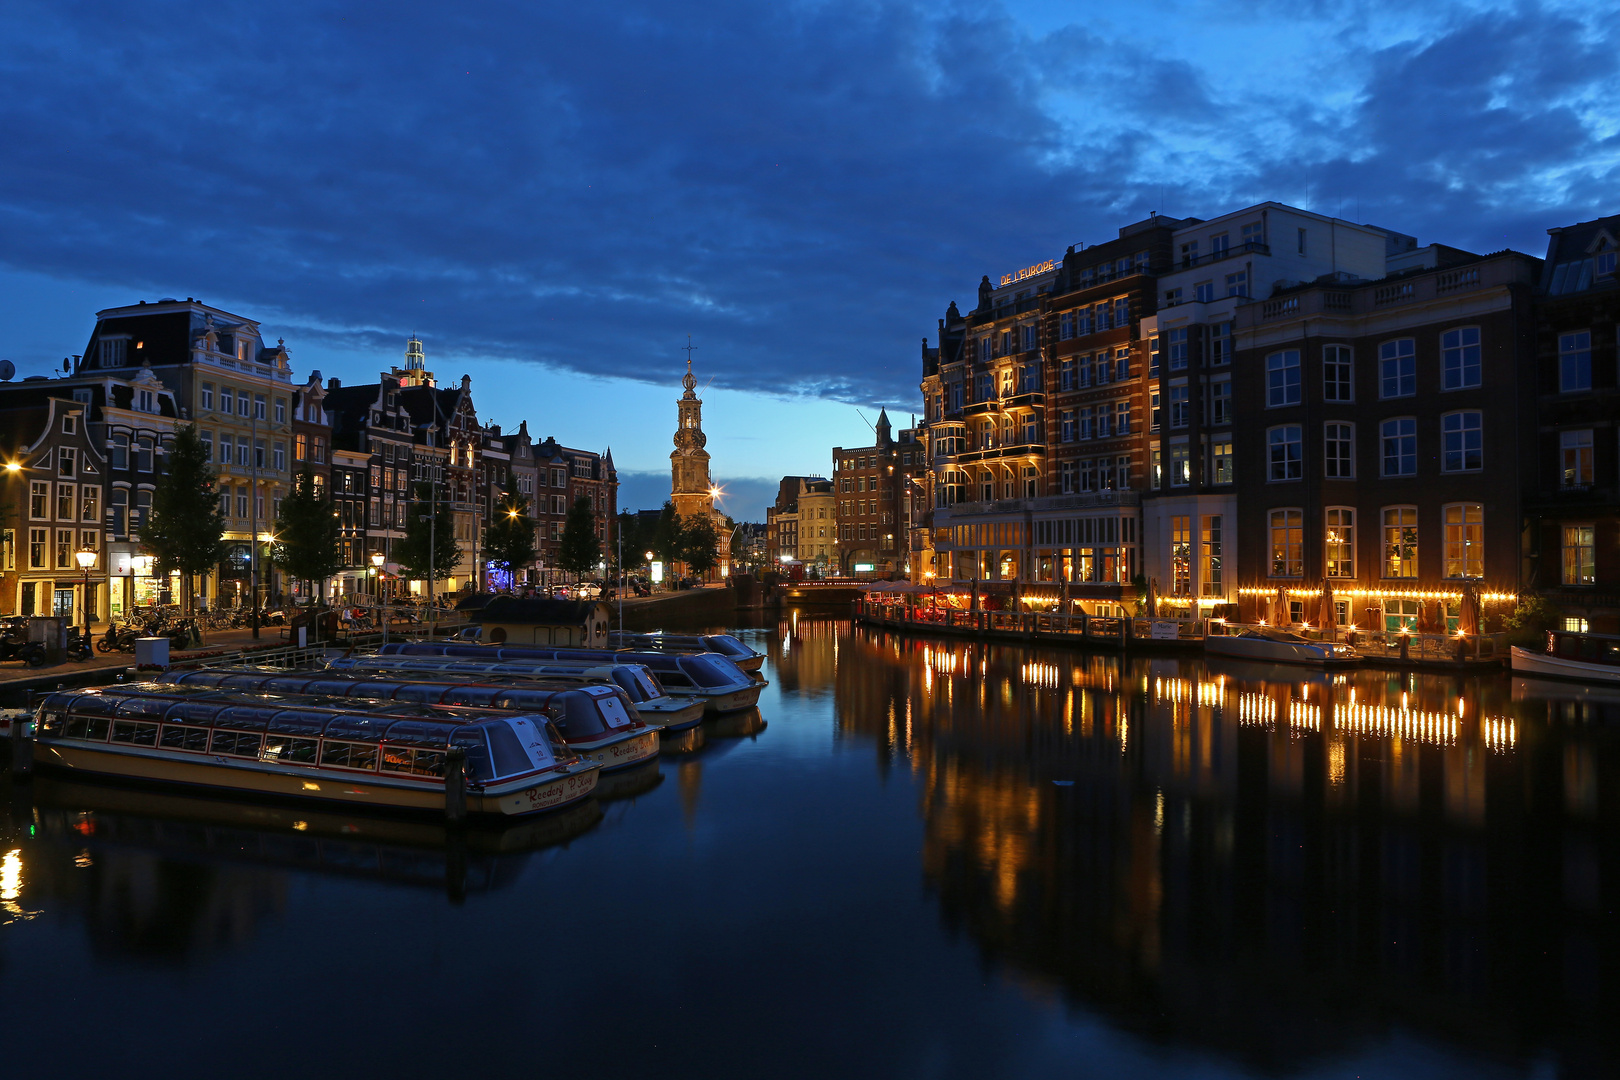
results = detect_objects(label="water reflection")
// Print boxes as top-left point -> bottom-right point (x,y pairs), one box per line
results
770,616 -> 1618,1073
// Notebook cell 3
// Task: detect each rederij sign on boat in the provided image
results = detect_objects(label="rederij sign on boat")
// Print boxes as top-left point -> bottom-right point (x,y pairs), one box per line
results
1000,260 -> 1056,287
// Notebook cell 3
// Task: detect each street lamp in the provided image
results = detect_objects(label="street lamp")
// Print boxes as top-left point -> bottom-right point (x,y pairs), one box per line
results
75,546 -> 97,636
371,551 -> 388,645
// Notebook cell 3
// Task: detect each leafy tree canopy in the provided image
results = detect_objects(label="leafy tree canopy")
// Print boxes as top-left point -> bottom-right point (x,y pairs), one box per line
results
270,468 -> 343,598
558,495 -> 602,577
394,481 -> 460,583
143,424 -> 226,611
483,490 -> 537,579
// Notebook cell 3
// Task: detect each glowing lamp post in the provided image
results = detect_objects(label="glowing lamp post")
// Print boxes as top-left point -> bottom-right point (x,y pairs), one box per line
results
75,546 -> 97,634
372,551 -> 388,645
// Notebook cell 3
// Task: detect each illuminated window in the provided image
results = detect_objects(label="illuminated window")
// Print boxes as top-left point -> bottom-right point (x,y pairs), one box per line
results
1325,508 -> 1354,577
1444,503 -> 1483,578
1562,525 -> 1595,585
1560,429 -> 1593,487
1382,507 -> 1418,578
1269,509 -> 1303,577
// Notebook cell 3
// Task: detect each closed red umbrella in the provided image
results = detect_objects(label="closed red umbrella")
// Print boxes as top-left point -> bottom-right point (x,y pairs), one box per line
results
1318,579 -> 1336,632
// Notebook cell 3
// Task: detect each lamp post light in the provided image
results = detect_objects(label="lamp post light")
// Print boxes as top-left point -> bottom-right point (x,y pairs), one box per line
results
75,546 -> 97,637
371,551 -> 388,645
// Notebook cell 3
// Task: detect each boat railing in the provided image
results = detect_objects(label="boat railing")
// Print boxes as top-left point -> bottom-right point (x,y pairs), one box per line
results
1214,621 -> 1506,661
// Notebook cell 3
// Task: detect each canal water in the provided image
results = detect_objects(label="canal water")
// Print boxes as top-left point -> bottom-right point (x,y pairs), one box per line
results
1,615 -> 1615,1079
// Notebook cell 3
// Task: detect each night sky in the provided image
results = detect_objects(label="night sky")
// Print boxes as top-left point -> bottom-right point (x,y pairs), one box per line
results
2,0 -> 1615,515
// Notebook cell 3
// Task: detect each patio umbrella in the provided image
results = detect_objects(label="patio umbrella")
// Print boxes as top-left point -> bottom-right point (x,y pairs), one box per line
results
1273,585 -> 1288,625
1060,571 -> 1070,615
1144,576 -> 1158,617
1318,579 -> 1336,631
1459,581 -> 1481,636
1011,579 -> 1022,613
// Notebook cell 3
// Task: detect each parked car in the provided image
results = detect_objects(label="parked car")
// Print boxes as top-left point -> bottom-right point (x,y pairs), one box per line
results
574,582 -> 602,600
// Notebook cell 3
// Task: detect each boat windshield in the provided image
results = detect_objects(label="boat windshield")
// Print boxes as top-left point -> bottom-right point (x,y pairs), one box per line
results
1240,628 -> 1308,643
681,655 -> 746,688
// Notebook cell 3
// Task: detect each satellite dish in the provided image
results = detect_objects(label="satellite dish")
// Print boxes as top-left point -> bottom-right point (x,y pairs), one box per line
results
0,359 -> 14,381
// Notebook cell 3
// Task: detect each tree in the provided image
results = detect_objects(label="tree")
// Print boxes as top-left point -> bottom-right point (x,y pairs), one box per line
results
1504,594 -> 1560,647
483,490 -> 537,586
143,424 -> 226,613
394,481 -> 460,585
650,501 -> 683,565
681,513 -> 721,578
557,495 -> 602,578
270,468 -> 343,603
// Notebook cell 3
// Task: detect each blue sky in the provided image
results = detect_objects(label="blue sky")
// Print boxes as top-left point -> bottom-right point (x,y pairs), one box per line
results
2,0 -> 1616,516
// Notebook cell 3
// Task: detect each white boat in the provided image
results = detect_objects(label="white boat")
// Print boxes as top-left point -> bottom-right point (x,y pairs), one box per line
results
1205,627 -> 1360,667
1511,631 -> 1620,684
31,683 -> 601,817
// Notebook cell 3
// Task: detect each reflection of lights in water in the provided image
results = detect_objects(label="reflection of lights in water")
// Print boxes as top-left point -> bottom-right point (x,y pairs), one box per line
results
1,849 -> 21,901
1335,703 -> 1458,746
1119,712 -> 1128,754
1328,738 -> 1347,785
1483,717 -> 1517,752
1289,701 -> 1322,733
1237,692 -> 1278,727
1154,677 -> 1227,708
75,851 -> 94,869
1021,661 -> 1060,688
1154,790 -> 1164,833
292,821 -> 309,832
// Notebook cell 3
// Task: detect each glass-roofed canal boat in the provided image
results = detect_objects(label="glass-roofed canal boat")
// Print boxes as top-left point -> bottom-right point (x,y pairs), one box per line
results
30,683 -> 600,817
160,668 -> 660,771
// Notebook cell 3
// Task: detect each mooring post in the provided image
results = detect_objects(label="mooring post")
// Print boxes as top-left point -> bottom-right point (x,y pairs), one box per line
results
12,709 -> 36,777
444,745 -> 467,824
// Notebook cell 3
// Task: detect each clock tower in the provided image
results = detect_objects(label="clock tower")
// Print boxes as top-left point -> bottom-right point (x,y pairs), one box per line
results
670,353 -> 714,520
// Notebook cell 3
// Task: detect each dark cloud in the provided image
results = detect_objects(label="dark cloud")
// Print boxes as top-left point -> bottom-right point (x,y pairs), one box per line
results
1,0 -> 1616,407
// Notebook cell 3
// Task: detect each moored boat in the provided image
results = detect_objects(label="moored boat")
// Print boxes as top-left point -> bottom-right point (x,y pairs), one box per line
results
31,683 -> 600,817
380,642 -> 766,715
1205,627 -> 1360,667
326,654 -> 707,729
607,631 -> 765,675
1511,630 -> 1620,684
160,668 -> 659,772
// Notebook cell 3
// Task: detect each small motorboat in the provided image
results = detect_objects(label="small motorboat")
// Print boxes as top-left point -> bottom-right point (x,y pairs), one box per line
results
1205,627 -> 1360,667
1511,630 -> 1620,684
607,631 -> 765,676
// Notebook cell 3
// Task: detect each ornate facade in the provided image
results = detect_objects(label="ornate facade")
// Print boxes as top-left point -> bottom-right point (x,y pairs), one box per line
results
670,357 -> 714,520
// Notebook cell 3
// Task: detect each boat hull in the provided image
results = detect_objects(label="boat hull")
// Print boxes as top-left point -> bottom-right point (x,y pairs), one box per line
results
33,740 -> 600,817
1510,646 -> 1620,684
568,728 -> 661,771
635,699 -> 707,730
694,684 -> 765,715
1205,636 -> 1360,668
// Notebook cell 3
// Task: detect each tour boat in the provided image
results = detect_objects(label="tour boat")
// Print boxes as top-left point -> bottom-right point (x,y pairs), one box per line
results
30,683 -> 600,817
1205,627 -> 1360,667
1511,630 -> 1620,684
607,631 -> 765,675
379,643 -> 766,715
161,668 -> 660,772
326,654 -> 708,729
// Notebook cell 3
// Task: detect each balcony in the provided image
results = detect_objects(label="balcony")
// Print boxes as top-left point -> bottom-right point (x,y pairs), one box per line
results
958,440 -> 1046,464
1177,240 -> 1269,270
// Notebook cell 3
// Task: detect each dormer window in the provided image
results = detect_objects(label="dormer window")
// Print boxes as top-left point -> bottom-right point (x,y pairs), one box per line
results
100,338 -> 127,367
1596,238 -> 1616,278
137,390 -> 154,413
